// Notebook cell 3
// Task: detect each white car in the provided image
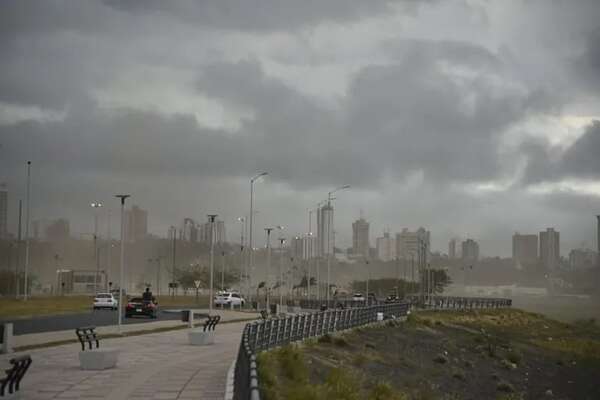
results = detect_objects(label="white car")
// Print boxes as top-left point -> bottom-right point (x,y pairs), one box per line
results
93,293 -> 119,310
214,292 -> 245,307
352,293 -> 366,301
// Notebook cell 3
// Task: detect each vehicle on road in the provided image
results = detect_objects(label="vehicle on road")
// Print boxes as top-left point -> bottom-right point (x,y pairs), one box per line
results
352,293 -> 366,301
385,294 -> 399,303
93,293 -> 119,310
125,297 -> 158,318
214,292 -> 245,307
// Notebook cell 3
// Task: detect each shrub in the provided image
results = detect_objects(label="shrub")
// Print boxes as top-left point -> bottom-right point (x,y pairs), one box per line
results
278,345 -> 308,383
368,382 -> 408,400
506,351 -> 522,365
325,368 -> 361,400
318,334 -> 333,344
333,336 -> 349,347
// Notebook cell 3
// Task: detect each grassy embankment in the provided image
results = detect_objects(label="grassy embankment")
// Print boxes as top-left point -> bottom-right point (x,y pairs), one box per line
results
257,308 -> 600,400
0,295 -> 211,319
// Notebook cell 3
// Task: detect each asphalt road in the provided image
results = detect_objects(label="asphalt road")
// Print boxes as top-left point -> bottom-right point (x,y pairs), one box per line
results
1,307 -> 191,335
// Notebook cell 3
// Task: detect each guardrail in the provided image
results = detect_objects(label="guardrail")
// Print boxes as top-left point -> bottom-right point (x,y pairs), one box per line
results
233,303 -> 409,400
405,295 -> 512,309
233,296 -> 511,400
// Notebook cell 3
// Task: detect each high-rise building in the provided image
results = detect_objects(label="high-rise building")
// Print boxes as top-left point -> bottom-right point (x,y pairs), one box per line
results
182,218 -> 198,242
512,233 -> 538,265
396,228 -> 430,260
317,203 -> 333,256
569,248 -> 597,270
290,234 -> 317,260
125,205 -> 148,242
448,239 -> 456,259
32,218 -> 70,241
199,219 -> 226,246
461,239 -> 479,261
539,228 -> 560,270
352,217 -> 370,258
0,188 -> 7,239
376,232 -> 396,262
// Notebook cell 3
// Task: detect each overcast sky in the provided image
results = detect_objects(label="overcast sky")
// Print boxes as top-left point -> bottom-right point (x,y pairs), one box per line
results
1,0 -> 599,257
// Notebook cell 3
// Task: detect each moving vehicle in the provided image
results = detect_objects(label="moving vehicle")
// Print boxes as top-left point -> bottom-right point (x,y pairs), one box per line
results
385,294 -> 399,303
352,293 -> 365,301
125,297 -> 158,318
214,292 -> 245,307
93,293 -> 118,310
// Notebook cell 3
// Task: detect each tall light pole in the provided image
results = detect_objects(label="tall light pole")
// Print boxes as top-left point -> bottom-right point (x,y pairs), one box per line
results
208,215 -> 218,314
221,250 -> 226,291
278,237 -> 286,309
237,216 -> 246,298
315,200 -> 326,301
249,172 -> 268,306
264,227 -> 274,312
115,194 -> 130,333
106,209 -> 112,291
23,161 -> 31,301
91,202 -> 103,293
326,185 -> 350,304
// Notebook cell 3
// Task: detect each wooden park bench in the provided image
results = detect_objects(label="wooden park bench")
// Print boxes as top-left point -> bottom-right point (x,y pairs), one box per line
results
0,355 -> 32,397
75,326 -> 119,370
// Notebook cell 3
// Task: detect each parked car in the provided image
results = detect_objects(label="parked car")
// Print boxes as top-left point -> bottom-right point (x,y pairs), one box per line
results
214,292 -> 245,307
125,297 -> 158,318
352,293 -> 365,301
93,293 -> 118,310
385,294 -> 399,303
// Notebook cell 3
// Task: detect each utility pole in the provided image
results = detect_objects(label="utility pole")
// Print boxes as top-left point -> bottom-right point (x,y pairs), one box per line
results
115,194 -> 130,333
265,227 -> 273,312
24,161 -> 31,301
278,237 -> 285,310
221,251 -> 226,291
171,225 -> 176,297
208,215 -> 218,314
15,200 -> 22,298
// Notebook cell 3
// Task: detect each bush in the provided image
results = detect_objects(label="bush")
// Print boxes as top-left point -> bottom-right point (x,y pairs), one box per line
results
325,368 -> 361,400
319,334 -> 333,344
368,382 -> 408,400
333,336 -> 349,347
278,345 -> 308,382
506,350 -> 522,365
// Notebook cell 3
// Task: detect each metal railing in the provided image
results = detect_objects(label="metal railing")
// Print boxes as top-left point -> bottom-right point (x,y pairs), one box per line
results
233,296 -> 511,400
233,303 -> 408,400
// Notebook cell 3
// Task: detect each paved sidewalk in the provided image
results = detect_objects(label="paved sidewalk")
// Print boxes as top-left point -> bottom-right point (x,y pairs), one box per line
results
0,321 -> 248,400
13,309 -> 258,348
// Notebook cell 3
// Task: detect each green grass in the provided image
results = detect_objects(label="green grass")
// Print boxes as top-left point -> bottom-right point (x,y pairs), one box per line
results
0,295 -> 211,319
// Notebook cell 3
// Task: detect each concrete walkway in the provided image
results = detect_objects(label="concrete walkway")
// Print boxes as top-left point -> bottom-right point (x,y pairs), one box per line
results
0,321 -> 248,400
12,309 -> 258,348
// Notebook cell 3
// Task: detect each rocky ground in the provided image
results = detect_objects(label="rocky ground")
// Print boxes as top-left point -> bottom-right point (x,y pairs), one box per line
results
258,308 -> 600,400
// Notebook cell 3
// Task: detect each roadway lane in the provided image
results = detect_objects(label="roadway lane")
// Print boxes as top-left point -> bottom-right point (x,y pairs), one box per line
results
1,307 -> 192,335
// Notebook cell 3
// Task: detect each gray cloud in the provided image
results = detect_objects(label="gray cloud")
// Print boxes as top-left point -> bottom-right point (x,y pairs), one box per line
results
1,0 -> 600,255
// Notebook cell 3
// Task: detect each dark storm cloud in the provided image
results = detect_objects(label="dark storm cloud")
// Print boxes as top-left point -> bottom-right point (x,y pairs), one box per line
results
102,0 -> 409,32
523,120 -> 600,183
574,28 -> 600,95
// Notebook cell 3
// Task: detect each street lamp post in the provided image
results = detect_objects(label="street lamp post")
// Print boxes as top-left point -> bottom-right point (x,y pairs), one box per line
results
221,250 -> 226,291
278,237 -> 286,310
208,215 -> 218,314
24,161 -> 31,301
115,194 -> 130,333
249,172 -> 268,307
91,202 -> 103,294
326,185 -> 350,304
264,227 -> 273,312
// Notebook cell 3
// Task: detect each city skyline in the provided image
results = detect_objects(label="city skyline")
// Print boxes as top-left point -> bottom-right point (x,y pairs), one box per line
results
1,1 -> 600,257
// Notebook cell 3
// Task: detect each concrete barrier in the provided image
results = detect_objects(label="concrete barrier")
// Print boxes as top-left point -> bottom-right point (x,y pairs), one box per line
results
188,330 -> 214,346
1,323 -> 14,354
78,348 -> 119,370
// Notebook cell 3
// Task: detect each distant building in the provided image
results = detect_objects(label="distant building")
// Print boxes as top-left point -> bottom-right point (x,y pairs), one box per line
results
125,205 -> 148,242
540,228 -> 560,270
352,217 -> 370,258
0,189 -> 7,239
396,227 -> 430,261
290,234 -> 318,260
32,218 -> 70,241
512,233 -> 538,265
376,232 -> 396,262
199,219 -> 226,245
317,203 -> 334,256
569,248 -> 598,270
461,239 -> 479,261
182,218 -> 199,242
448,239 -> 456,259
